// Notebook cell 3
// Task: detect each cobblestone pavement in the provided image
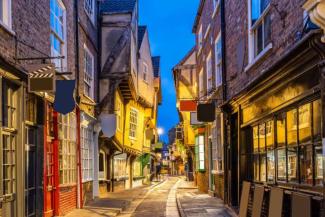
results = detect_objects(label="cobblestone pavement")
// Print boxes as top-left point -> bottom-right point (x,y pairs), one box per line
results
176,188 -> 237,217
119,176 -> 180,217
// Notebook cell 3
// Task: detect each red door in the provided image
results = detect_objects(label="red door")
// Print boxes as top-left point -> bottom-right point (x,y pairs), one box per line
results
43,103 -> 59,217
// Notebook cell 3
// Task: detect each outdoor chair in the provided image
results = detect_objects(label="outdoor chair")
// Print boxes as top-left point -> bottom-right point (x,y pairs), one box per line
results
251,185 -> 265,217
239,181 -> 251,217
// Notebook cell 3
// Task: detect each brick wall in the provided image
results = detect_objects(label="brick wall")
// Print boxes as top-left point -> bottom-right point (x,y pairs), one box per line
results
224,0 -> 306,100
59,185 -> 77,216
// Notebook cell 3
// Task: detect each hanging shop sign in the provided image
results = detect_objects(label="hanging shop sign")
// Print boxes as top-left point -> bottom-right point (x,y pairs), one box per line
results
145,128 -> 154,140
190,112 -> 204,125
100,114 -> 117,138
179,100 -> 197,112
197,103 -> 216,122
53,80 -> 76,114
27,64 -> 55,92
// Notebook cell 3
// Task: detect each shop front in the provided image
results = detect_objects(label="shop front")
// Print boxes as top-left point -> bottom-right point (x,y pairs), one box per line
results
224,32 -> 325,216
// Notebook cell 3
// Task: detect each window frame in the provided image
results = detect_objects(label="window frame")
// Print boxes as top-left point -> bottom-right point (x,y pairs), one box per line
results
129,107 -> 138,139
247,0 -> 272,63
81,120 -> 94,183
196,135 -> 205,171
50,0 -> 67,72
206,52 -> 213,92
83,44 -> 95,99
0,0 -> 12,30
214,33 -> 222,88
84,0 -> 95,24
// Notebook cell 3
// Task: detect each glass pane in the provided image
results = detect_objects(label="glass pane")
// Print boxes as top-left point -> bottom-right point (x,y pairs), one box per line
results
266,121 -> 274,149
313,99 -> 321,141
264,13 -> 271,46
298,104 -> 312,144
260,154 -> 266,182
253,126 -> 259,152
277,114 -> 286,147
253,154 -> 260,181
261,0 -> 270,12
256,24 -> 263,55
315,146 -> 323,186
251,0 -> 260,24
299,145 -> 313,184
267,150 -> 275,182
277,148 -> 286,181
287,109 -> 297,146
288,147 -> 298,182
259,124 -> 265,151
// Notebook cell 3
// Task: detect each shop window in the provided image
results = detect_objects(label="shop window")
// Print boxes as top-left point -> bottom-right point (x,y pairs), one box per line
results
114,154 -> 127,179
58,113 -> 77,185
253,154 -> 260,181
253,126 -> 259,152
260,154 -> 267,182
259,123 -> 266,151
267,150 -> 275,182
195,135 -> 205,171
2,80 -> 18,129
287,109 -> 298,146
2,134 -> 16,196
313,100 -> 321,141
266,121 -> 273,148
276,113 -> 286,147
26,94 -> 37,123
315,146 -> 323,185
211,114 -> 223,173
287,147 -> 298,182
298,104 -> 312,144
277,148 -> 287,181
81,123 -> 93,182
299,145 -> 313,185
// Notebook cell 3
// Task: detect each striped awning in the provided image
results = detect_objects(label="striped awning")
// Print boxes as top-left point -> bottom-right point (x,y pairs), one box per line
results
28,64 -> 55,78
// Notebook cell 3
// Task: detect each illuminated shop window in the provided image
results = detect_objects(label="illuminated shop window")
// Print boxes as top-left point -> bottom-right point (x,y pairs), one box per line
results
195,135 -> 205,171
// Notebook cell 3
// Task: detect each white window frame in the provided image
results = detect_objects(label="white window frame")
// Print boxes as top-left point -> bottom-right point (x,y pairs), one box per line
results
206,52 -> 213,92
84,0 -> 95,24
215,33 -> 222,87
50,0 -> 67,72
58,112 -> 77,185
0,0 -> 12,30
196,135 -> 205,171
143,62 -> 148,82
248,0 -> 272,64
129,107 -> 138,139
81,121 -> 94,182
83,45 -> 94,99
198,25 -> 203,54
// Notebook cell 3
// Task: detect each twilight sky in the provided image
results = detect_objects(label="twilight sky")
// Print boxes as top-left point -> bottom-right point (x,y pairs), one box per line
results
139,0 -> 199,142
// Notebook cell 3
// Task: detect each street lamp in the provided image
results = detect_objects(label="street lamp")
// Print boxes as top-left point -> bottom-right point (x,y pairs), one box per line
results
157,127 -> 164,136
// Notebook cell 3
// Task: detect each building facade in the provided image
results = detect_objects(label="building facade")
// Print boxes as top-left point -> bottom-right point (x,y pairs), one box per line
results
176,0 -> 325,216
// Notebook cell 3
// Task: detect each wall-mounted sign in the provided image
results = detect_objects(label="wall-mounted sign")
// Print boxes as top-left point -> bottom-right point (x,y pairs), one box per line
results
100,114 -> 117,138
27,64 -> 55,92
145,129 -> 154,140
197,103 -> 215,122
53,80 -> 76,114
190,112 -> 204,125
179,100 -> 197,112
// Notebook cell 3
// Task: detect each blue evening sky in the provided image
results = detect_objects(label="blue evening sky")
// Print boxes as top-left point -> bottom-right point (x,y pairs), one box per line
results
139,0 -> 199,142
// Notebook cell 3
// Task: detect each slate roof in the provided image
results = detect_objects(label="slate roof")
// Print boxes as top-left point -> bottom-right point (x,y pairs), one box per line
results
138,26 -> 147,49
100,0 -> 137,14
152,56 -> 161,78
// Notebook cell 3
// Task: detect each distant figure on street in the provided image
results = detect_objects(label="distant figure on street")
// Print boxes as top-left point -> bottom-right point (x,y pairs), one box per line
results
156,163 -> 161,181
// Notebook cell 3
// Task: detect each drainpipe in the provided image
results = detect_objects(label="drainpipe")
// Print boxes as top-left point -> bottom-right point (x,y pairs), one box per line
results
74,0 -> 83,209
220,0 -> 229,204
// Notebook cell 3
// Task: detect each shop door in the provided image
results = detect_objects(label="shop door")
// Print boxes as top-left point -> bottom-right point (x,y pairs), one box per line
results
227,113 -> 239,207
43,105 -> 55,217
0,131 -> 17,217
25,127 -> 37,217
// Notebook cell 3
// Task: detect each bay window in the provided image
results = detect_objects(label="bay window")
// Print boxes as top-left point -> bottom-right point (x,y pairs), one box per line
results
50,0 -> 66,71
84,46 -> 94,98
249,0 -> 271,61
